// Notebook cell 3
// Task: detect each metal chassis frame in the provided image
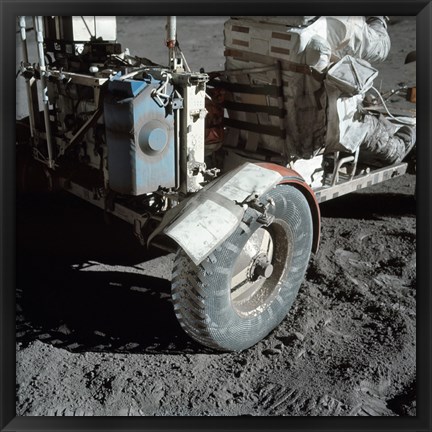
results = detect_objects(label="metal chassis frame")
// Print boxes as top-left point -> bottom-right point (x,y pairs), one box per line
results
54,160 -> 410,255
313,162 -> 408,203
17,15 -> 413,254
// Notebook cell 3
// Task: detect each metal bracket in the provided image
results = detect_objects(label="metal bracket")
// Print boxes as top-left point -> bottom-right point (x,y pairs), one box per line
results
172,97 -> 183,110
151,74 -> 171,107
237,194 -> 276,226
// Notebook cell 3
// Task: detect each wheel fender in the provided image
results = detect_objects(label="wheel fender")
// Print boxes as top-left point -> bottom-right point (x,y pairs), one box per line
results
256,162 -> 321,253
154,162 -> 283,265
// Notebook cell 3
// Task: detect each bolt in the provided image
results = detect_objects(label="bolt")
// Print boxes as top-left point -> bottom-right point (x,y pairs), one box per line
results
254,258 -> 274,279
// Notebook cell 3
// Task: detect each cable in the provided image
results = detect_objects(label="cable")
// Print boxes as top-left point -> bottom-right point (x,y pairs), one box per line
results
175,41 -> 191,72
80,16 -> 95,39
370,86 -> 416,126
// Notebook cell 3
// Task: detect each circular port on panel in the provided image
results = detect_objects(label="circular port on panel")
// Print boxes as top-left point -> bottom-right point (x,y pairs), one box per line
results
138,120 -> 169,155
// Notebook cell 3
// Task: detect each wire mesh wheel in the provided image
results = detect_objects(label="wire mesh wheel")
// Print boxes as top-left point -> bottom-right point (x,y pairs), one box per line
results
171,184 -> 313,351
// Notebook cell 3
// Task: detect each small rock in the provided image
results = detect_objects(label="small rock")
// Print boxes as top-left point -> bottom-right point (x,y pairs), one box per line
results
236,358 -> 247,366
94,330 -> 106,337
296,349 -> 306,359
56,324 -> 72,335
123,342 -> 139,350
294,332 -> 305,341
262,348 -> 282,357
323,317 -> 332,326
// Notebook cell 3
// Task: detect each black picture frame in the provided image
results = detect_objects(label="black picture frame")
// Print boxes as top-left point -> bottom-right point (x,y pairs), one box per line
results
2,1 -> 431,431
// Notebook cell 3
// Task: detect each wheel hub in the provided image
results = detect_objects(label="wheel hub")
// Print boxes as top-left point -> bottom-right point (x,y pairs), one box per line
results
230,225 -> 286,314
251,254 -> 274,280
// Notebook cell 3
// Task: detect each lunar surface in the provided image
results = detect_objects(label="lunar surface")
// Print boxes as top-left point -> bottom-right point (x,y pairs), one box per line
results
16,16 -> 416,416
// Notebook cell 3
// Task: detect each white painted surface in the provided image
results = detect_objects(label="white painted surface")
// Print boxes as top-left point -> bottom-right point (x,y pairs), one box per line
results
166,200 -> 239,265
166,163 -> 282,264
216,163 -> 282,203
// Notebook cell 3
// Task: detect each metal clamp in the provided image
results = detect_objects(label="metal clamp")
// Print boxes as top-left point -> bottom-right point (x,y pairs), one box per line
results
237,194 -> 275,226
152,74 -> 171,107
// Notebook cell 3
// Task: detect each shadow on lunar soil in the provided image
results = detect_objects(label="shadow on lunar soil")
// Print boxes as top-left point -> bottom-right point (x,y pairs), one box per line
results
16,263 -> 205,355
16,185 -> 415,355
319,192 -> 416,219
16,192 -> 207,355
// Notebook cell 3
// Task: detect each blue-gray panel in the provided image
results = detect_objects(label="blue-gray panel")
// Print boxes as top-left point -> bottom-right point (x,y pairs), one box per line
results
104,76 -> 176,195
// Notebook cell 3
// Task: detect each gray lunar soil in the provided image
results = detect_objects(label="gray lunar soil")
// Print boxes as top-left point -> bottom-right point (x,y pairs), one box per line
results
16,16 -> 416,416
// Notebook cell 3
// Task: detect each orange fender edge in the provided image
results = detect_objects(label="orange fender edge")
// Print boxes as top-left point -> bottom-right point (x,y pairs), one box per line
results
257,162 -> 321,254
